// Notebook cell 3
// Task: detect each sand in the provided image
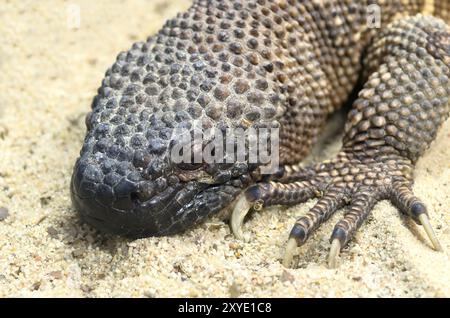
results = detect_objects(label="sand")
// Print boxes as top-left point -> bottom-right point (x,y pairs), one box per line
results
0,0 -> 449,298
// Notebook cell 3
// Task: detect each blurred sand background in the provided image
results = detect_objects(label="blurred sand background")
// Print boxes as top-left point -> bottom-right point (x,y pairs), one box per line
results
0,0 -> 449,297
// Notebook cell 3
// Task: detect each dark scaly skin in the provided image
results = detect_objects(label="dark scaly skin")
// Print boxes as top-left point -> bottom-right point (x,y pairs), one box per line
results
71,0 -> 450,261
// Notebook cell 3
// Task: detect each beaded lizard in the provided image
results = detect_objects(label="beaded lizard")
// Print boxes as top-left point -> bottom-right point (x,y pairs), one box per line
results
71,0 -> 450,268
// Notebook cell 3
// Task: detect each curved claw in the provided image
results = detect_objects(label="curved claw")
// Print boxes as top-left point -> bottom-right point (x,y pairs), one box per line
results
328,239 -> 341,269
282,238 -> 298,268
230,194 -> 252,242
418,214 -> 443,252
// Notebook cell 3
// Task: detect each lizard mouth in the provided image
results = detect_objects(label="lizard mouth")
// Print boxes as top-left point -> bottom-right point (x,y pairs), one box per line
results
70,162 -> 242,238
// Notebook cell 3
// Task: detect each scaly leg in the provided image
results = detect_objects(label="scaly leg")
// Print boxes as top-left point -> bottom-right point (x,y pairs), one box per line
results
232,15 -> 450,268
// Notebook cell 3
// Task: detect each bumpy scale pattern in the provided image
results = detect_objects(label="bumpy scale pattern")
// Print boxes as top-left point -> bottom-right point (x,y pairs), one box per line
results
72,0 -> 450,243
345,16 -> 450,162
244,13 -> 450,251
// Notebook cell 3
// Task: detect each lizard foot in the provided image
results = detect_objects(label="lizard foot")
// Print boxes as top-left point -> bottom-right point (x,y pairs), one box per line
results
231,152 -> 443,268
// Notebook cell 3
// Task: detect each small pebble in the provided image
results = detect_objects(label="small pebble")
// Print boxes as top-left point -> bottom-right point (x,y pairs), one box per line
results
81,285 -> 93,293
72,249 -> 85,258
40,196 -> 52,207
144,291 -> 156,298
280,269 -> 295,283
47,226 -> 58,238
31,281 -> 41,291
48,271 -> 63,280
229,282 -> 241,298
0,207 -> 9,221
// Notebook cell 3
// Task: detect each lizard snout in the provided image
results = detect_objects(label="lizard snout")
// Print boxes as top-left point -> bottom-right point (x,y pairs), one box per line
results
70,155 -> 167,237
70,154 -> 219,237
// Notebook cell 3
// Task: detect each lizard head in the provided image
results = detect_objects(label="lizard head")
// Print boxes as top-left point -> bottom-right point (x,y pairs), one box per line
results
70,78 -> 282,237
70,111 -> 257,237
70,3 -> 284,237
69,66 -> 279,238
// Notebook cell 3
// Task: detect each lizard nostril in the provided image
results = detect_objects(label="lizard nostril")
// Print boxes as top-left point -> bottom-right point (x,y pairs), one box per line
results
111,178 -> 138,211
130,192 -> 140,203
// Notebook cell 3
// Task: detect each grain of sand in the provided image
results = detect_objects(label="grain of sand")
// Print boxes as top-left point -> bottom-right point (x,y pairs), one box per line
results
0,0 -> 449,297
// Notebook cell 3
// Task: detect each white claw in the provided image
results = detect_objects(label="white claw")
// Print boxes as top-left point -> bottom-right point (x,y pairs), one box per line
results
230,194 -> 252,242
418,214 -> 443,252
282,238 -> 298,268
328,239 -> 341,269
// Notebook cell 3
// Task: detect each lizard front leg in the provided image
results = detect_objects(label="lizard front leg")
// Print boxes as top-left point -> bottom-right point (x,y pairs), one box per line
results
231,15 -> 450,268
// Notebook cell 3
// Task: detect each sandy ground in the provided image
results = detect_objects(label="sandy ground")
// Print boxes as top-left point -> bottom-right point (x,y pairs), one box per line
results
0,0 -> 449,298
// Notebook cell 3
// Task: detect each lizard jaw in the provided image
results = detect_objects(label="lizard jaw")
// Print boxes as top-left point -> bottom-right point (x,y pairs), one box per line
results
71,159 -> 243,238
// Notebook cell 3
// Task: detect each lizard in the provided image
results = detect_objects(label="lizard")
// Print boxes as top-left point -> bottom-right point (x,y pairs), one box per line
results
70,0 -> 450,268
